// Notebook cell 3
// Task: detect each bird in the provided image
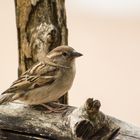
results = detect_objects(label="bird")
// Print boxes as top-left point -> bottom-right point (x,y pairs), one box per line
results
0,45 -> 82,111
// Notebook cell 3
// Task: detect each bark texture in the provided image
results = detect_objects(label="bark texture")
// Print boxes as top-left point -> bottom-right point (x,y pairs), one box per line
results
0,99 -> 116,140
0,98 -> 139,140
15,0 -> 68,104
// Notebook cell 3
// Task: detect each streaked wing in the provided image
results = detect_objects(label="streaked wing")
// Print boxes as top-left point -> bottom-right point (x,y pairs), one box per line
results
22,61 -> 59,76
2,75 -> 56,94
2,61 -> 59,94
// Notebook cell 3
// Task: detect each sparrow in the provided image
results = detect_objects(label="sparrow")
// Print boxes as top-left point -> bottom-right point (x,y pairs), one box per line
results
0,45 -> 82,107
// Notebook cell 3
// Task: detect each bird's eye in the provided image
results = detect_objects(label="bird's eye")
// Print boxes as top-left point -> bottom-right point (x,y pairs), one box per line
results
63,52 -> 68,56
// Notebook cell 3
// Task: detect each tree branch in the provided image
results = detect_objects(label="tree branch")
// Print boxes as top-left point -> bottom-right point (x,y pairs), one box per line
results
0,98 -> 139,140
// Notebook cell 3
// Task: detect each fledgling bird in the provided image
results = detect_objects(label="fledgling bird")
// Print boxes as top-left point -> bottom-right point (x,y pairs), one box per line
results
0,45 -> 82,107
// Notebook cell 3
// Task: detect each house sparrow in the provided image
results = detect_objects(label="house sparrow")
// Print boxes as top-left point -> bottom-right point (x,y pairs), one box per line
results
0,45 -> 82,106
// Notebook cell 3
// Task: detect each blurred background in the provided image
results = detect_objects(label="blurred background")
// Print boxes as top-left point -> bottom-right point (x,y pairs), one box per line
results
0,0 -> 140,126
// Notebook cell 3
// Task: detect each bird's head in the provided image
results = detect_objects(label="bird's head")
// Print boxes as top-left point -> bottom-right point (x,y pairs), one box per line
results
47,45 -> 83,66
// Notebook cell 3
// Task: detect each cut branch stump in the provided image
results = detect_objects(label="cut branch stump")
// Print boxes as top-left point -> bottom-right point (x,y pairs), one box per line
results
0,98 -> 140,140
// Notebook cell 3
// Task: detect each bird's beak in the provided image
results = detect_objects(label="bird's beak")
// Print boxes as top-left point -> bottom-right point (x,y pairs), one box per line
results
71,50 -> 83,58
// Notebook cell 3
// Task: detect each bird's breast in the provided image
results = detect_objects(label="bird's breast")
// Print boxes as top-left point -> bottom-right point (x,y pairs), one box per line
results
59,65 -> 76,91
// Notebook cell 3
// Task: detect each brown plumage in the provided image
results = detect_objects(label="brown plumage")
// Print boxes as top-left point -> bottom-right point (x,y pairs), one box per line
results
0,45 -> 82,105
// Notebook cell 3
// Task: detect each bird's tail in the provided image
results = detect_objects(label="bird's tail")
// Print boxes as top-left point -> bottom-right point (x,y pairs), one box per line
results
0,93 -> 17,105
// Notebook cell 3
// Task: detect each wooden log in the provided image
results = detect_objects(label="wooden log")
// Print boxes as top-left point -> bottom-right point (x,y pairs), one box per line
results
0,98 -> 139,140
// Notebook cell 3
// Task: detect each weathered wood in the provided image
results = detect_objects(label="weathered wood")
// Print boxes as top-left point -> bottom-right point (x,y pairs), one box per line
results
15,0 -> 68,104
0,99 -> 114,140
110,117 -> 140,140
0,98 -> 139,140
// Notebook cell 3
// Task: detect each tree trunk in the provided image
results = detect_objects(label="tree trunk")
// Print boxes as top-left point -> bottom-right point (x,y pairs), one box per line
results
15,0 -> 68,104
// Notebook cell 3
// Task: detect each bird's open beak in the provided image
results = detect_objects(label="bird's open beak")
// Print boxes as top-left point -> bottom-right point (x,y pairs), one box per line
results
71,50 -> 83,58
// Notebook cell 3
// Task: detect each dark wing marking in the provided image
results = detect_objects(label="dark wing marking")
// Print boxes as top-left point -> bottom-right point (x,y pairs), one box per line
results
2,75 -> 56,94
22,61 -> 59,76
2,60 -> 60,94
